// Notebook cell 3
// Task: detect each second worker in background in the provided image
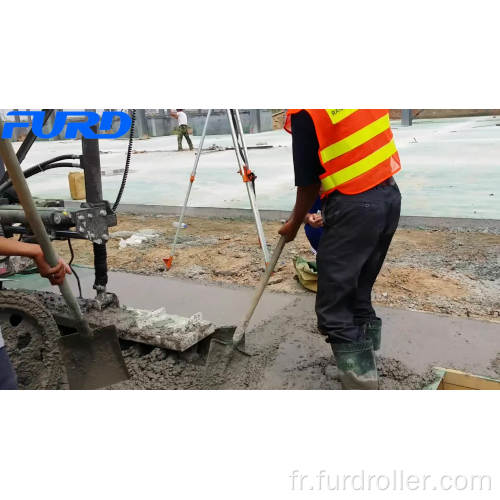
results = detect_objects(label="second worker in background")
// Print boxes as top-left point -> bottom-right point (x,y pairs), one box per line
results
170,109 -> 194,151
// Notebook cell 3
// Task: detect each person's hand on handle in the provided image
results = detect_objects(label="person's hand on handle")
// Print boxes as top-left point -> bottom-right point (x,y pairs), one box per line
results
278,219 -> 302,243
0,237 -> 71,286
279,183 -> 322,243
33,248 -> 71,286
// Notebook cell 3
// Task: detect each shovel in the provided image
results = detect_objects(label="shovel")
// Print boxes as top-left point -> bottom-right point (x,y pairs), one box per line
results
0,128 -> 129,390
205,235 -> 286,376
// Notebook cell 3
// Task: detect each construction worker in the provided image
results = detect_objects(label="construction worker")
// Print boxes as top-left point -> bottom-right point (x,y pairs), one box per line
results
170,109 -> 194,151
279,109 -> 401,389
0,238 -> 70,389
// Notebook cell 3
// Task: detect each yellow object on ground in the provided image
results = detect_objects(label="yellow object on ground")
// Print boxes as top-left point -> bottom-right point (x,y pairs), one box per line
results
427,368 -> 500,390
68,171 -> 86,200
294,256 -> 318,292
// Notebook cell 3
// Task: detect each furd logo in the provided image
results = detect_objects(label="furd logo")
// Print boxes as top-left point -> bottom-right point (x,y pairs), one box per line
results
1,110 -> 132,139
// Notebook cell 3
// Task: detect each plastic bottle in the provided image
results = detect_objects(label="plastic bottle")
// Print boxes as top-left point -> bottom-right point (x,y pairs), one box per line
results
172,222 -> 187,229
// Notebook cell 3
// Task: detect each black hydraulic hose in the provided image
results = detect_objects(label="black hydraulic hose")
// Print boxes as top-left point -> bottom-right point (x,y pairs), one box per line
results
92,242 -> 108,291
67,238 -> 83,298
112,109 -> 136,212
16,109 -> 55,165
0,162 -> 81,193
29,154 -> 80,170
22,159 -> 81,178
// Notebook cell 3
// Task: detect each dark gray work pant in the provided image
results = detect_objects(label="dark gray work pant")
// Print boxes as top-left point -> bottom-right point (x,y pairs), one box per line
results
316,181 -> 401,342
0,346 -> 18,390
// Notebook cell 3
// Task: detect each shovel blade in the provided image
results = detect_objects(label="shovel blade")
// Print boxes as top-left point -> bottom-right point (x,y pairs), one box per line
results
204,326 -> 236,378
58,325 -> 129,390
204,326 -> 253,380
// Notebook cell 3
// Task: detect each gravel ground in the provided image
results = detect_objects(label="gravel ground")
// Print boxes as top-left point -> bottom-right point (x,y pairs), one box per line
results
53,214 -> 500,323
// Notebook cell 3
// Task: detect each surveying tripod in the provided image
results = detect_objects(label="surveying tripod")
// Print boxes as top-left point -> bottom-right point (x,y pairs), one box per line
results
164,109 -> 271,269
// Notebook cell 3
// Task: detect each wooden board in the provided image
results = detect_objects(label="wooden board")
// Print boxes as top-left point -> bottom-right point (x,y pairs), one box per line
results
431,367 -> 500,390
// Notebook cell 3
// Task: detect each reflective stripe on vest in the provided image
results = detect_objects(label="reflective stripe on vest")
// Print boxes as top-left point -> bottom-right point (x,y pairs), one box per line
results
320,138 -> 397,193
320,113 -> 391,164
285,109 -> 400,195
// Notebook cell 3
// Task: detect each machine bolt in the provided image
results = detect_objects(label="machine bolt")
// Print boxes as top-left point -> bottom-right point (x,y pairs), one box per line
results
99,210 -> 107,216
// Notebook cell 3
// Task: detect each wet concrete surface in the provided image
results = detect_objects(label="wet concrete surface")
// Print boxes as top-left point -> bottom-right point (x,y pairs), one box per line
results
6,270 -> 499,386
6,267 -> 296,330
378,306 -> 499,375
257,296 -> 499,388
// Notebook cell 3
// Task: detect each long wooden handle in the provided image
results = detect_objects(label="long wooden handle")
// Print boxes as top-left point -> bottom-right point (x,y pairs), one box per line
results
233,235 -> 286,345
0,123 -> 91,336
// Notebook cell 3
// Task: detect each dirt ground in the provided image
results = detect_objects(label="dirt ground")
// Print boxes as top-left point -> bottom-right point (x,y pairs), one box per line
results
54,214 -> 500,324
7,213 -> 490,390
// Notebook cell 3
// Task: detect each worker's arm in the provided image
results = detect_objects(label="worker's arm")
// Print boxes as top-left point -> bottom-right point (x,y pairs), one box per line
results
279,182 -> 321,242
0,237 -> 70,285
280,111 -> 324,242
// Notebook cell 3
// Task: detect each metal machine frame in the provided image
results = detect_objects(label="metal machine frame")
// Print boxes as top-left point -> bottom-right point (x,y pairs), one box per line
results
0,110 -> 120,300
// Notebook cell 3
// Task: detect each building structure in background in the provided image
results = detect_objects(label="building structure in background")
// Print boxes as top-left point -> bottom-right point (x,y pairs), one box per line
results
2,109 -> 500,140
0,109 -> 274,140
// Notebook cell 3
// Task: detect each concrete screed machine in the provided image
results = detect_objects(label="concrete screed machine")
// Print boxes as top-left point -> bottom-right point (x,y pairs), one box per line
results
0,110 -> 215,389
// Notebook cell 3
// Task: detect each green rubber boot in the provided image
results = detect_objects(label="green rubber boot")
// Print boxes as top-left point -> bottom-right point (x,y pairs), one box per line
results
331,339 -> 379,390
366,317 -> 382,351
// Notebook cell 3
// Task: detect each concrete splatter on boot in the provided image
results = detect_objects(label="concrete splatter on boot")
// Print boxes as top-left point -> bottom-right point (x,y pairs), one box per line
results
366,317 -> 382,351
331,339 -> 379,390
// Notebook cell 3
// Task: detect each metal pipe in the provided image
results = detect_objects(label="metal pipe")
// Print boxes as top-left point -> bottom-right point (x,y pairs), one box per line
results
227,109 -> 270,265
165,109 -> 212,268
81,127 -> 108,292
82,131 -> 103,203
0,208 -> 73,226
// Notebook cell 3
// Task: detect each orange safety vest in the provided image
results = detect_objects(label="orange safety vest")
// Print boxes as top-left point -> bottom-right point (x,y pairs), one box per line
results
285,109 -> 401,196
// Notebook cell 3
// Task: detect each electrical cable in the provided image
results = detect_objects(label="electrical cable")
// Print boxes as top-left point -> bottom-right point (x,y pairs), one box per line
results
112,109 -> 136,212
67,238 -> 83,298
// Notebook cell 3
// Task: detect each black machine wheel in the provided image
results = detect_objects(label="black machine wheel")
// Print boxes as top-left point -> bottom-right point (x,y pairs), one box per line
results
0,290 -> 63,389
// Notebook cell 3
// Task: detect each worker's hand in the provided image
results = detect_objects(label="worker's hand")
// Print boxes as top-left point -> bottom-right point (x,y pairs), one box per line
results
33,250 -> 71,286
278,219 -> 302,243
304,213 -> 324,229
